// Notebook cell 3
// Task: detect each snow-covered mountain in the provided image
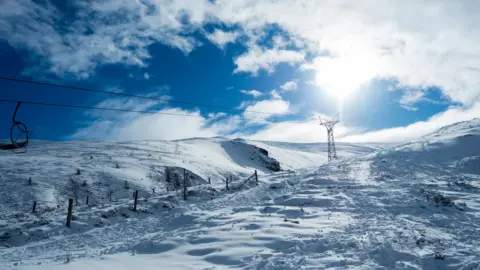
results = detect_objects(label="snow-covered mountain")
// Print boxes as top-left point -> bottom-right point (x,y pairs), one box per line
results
0,138 -> 382,215
1,120 -> 480,269
374,118 -> 480,175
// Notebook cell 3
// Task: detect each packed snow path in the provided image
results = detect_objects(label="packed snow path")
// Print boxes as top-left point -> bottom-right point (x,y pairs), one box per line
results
3,155 -> 480,269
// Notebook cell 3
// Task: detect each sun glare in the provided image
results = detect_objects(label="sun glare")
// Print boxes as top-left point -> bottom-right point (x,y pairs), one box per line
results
314,54 -> 377,109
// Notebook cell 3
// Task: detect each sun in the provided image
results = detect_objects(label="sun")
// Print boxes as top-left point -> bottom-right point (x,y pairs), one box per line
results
314,54 -> 377,107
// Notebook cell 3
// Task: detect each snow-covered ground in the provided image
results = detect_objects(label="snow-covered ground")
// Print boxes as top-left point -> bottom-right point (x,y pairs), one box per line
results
1,121 -> 479,269
0,138 -> 382,215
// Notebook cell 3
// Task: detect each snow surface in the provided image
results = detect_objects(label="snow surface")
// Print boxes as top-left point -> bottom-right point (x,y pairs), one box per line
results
0,123 -> 479,269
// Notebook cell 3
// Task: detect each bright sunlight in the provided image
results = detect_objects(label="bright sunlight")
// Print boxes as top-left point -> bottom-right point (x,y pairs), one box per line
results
314,54 -> 378,108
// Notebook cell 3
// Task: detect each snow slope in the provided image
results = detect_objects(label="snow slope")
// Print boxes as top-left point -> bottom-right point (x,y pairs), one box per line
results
376,118 -> 480,175
1,120 -> 480,269
0,138 -> 381,215
245,139 -> 387,170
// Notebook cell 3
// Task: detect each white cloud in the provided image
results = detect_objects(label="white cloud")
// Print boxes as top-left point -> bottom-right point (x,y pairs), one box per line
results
395,87 -> 450,111
0,0 -> 204,77
71,103 -> 230,141
207,112 -> 227,120
341,103 -> 480,143
398,89 -> 426,111
242,117 -> 354,143
234,48 -> 305,75
6,0 -> 480,145
236,101 -> 252,110
280,81 -> 298,91
104,109 -> 217,141
272,35 -> 289,49
144,72 -> 150,80
243,97 -> 290,123
240,103 -> 480,144
240,89 -> 263,98
71,92 -> 480,144
209,115 -> 243,134
82,85 -> 170,118
212,0 -> 480,104
71,99 -> 338,142
270,90 -> 282,100
86,98 -> 156,119
5,0 -> 480,106
206,29 -> 239,49
105,86 -> 125,94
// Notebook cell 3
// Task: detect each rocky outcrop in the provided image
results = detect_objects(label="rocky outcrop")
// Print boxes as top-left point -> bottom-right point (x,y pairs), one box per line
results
251,145 -> 281,172
164,166 -> 207,191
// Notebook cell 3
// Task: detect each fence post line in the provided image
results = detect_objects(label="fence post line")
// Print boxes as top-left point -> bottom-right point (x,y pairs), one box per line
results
208,177 -> 211,184
32,201 -> 37,213
86,196 -> 89,205
66,198 -> 73,228
226,177 -> 229,191
255,170 -> 258,184
134,190 -> 138,212
183,169 -> 187,200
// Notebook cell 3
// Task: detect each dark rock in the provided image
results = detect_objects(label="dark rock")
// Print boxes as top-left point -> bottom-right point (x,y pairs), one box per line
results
258,148 -> 268,156
0,232 -> 10,240
434,252 -> 445,260
252,146 -> 281,172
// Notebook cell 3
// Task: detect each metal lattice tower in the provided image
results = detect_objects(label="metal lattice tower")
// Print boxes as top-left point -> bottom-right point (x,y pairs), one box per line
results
319,114 -> 339,162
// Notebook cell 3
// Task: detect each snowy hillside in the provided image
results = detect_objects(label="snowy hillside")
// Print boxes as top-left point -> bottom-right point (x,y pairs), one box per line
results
1,121 -> 480,269
0,138 -> 381,216
245,139 -> 386,170
376,118 -> 480,175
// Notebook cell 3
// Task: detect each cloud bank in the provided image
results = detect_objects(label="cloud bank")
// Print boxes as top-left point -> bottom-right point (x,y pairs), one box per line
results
3,0 -> 480,144
4,0 -> 480,105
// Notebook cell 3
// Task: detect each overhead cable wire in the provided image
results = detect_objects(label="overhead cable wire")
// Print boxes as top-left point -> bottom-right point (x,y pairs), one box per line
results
0,99 -> 206,118
0,76 -> 284,116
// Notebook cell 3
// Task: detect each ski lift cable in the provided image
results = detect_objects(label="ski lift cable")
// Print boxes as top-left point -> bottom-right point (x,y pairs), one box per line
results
0,76 -> 291,117
0,98 -> 208,118
0,98 -> 212,153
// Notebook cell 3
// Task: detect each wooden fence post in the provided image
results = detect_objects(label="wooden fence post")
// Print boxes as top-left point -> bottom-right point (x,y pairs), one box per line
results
134,190 -> 138,212
226,177 -> 229,191
183,169 -> 187,200
66,198 -> 73,228
208,177 -> 211,184
32,201 -> 37,213
255,170 -> 258,184
86,196 -> 89,205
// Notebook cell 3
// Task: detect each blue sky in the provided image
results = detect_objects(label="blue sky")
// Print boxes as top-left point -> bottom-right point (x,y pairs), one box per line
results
1,0 -> 479,143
